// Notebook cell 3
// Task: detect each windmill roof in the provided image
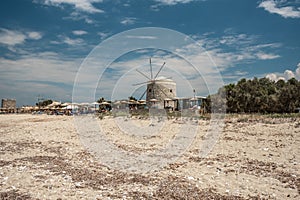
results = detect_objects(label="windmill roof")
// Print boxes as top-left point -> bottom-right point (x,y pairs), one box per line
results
156,76 -> 174,81
154,77 -> 176,86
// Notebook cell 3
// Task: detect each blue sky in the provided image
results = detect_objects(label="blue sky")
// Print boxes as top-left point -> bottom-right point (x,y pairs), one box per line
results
0,0 -> 299,106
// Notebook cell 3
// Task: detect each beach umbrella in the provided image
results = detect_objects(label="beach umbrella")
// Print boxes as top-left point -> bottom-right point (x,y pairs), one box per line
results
138,100 -> 146,105
190,97 -> 198,101
48,101 -> 61,107
149,99 -> 159,106
113,101 -> 121,105
129,99 -> 137,104
121,100 -> 129,104
24,106 -> 31,111
149,98 -> 159,102
61,102 -> 70,107
91,102 -> 100,110
164,98 -> 172,101
100,102 -> 111,105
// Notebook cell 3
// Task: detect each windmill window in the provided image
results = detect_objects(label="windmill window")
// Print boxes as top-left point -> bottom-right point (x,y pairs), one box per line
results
149,89 -> 152,92
170,89 -> 172,93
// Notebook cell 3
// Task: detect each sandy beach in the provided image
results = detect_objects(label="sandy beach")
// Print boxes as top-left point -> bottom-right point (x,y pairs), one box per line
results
0,114 -> 299,199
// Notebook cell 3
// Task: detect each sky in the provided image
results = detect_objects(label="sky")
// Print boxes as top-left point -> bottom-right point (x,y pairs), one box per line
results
0,0 -> 299,106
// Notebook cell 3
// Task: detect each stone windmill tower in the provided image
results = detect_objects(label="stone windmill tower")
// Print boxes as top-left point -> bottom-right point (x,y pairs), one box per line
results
134,58 -> 177,108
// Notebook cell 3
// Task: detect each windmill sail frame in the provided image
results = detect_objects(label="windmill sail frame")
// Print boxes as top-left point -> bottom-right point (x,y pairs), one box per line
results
133,58 -> 177,108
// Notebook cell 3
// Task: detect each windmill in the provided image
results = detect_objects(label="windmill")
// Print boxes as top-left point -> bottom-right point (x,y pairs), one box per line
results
133,58 -> 177,108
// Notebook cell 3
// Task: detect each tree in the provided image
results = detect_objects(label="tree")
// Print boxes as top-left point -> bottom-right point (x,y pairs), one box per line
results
206,77 -> 300,114
97,97 -> 105,103
36,99 -> 53,107
128,96 -> 137,101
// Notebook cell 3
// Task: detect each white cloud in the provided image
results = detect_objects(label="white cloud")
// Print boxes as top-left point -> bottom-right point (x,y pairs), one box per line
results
51,35 -> 85,45
72,30 -> 88,35
154,0 -> 196,6
62,36 -> 84,45
0,52 -> 81,105
97,32 -> 110,40
255,52 -> 280,60
284,69 -> 295,79
63,11 -> 95,24
258,0 -> 300,18
296,63 -> 300,78
40,0 -> 104,13
265,73 -> 276,81
120,17 -> 137,25
0,28 -> 42,46
195,32 -> 280,63
266,62 -> 300,81
126,35 -> 157,40
205,32 -> 281,62
152,0 -> 201,10
266,73 -> 285,81
0,29 -> 26,46
27,31 -> 43,40
219,33 -> 256,46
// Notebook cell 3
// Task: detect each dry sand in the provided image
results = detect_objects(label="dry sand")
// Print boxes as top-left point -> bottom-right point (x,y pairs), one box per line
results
0,114 -> 299,199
